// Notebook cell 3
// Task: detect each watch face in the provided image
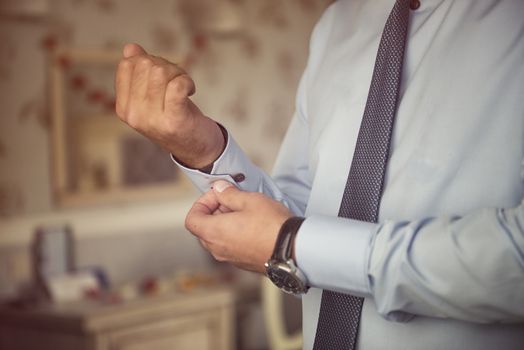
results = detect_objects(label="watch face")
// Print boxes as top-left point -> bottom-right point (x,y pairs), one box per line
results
266,262 -> 308,294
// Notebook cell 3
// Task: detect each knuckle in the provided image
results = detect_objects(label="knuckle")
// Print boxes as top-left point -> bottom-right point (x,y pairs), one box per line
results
124,109 -> 140,129
185,213 -> 202,236
123,107 -> 134,120
178,74 -> 192,85
165,81 -> 182,99
166,78 -> 179,91
115,102 -> 124,118
211,252 -> 226,262
137,56 -> 153,68
151,64 -> 167,76
117,58 -> 133,73
149,65 -> 168,84
152,55 -> 171,66
126,118 -> 138,130
184,215 -> 194,232
165,75 -> 195,99
171,76 -> 190,94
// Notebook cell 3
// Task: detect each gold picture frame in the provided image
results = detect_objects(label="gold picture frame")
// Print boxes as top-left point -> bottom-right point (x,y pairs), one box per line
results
49,48 -> 192,208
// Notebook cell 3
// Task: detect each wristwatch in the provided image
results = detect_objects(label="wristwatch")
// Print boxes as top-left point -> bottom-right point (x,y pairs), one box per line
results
264,216 -> 309,294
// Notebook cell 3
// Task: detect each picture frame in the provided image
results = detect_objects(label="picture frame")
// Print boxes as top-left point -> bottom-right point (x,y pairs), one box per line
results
49,48 -> 192,208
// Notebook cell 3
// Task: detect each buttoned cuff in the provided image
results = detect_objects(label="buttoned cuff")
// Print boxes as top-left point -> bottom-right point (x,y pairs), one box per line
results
295,215 -> 376,297
171,129 -> 265,193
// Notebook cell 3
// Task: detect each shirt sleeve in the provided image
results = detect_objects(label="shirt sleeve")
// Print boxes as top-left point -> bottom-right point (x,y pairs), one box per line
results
369,199 -> 524,323
172,35 -> 315,217
172,117 -> 311,218
296,197 -> 524,323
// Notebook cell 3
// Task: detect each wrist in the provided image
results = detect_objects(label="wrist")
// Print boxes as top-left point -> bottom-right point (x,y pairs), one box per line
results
265,216 -> 308,294
171,120 -> 227,171
196,122 -> 228,173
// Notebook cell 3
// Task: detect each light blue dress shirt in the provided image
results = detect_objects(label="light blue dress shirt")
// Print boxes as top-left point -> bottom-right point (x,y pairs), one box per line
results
175,0 -> 524,348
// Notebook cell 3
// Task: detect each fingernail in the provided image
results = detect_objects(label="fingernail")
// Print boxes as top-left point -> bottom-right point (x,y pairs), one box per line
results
213,180 -> 233,193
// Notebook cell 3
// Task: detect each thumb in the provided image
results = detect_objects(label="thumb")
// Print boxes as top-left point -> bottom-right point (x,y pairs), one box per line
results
123,43 -> 147,58
212,180 -> 247,211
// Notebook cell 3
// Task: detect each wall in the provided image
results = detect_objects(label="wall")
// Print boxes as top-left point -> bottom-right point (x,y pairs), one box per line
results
0,0 -> 332,216
0,0 -> 331,274
0,1 -> 330,347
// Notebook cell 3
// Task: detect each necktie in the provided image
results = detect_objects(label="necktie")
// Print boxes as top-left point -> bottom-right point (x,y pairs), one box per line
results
312,1 -> 411,349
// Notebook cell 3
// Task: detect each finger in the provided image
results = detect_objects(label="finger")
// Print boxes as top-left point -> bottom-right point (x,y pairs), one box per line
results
123,43 -> 147,58
115,58 -> 133,118
212,180 -> 248,211
193,190 -> 221,215
185,203 -> 213,238
147,63 -> 186,112
128,55 -> 154,114
215,204 -> 233,214
116,46 -> 156,117
125,53 -> 188,114
198,238 -> 211,252
185,191 -> 220,237
164,74 -> 196,113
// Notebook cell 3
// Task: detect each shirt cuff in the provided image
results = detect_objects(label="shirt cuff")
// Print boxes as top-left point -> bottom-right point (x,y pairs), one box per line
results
171,129 -> 264,193
295,215 -> 376,297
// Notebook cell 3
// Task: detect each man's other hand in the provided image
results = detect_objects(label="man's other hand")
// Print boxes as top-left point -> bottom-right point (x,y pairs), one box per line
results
185,180 -> 292,273
115,43 -> 225,168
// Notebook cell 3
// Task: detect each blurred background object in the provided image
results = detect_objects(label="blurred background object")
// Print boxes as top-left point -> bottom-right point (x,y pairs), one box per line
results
0,0 -> 333,349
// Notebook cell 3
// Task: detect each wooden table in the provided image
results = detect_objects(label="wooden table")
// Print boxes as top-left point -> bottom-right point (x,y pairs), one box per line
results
0,288 -> 235,350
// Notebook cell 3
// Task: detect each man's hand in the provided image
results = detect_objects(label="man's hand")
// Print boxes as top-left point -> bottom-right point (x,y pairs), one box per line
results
115,43 -> 225,168
185,180 -> 293,273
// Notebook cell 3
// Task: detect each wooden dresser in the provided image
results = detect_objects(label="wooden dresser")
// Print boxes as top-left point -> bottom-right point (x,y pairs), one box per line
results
0,288 -> 235,350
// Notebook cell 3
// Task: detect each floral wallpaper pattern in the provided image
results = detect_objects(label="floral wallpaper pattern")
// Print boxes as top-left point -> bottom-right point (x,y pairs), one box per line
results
0,0 -> 332,217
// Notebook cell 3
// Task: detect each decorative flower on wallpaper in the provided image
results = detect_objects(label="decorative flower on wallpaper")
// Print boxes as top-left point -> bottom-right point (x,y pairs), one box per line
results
0,34 -> 16,81
72,0 -> 116,12
256,1 -> 289,29
151,24 -> 180,53
62,60 -> 117,116
264,100 -> 292,141
18,95 -> 50,129
95,0 -> 116,12
0,182 -> 25,218
188,37 -> 223,87
240,33 -> 260,60
299,0 -> 325,13
225,86 -> 250,123
177,0 -> 244,37
0,139 -> 5,158
1,0 -> 330,215
102,38 -> 121,51
42,19 -> 75,50
277,49 -> 299,87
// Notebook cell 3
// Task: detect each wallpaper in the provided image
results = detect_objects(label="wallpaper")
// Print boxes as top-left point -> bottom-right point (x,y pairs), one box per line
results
0,0 -> 333,216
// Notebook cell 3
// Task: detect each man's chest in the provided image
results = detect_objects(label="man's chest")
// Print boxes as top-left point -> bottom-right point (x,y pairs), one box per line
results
304,0 -> 524,218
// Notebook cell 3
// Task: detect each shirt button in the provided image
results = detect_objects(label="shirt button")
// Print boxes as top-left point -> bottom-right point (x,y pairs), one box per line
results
232,173 -> 246,183
410,0 -> 421,10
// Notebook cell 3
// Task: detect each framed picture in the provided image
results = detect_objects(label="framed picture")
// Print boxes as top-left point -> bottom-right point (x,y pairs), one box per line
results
49,48 -> 192,207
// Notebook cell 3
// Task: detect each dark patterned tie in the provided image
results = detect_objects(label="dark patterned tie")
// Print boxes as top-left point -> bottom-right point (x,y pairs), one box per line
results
312,1 -> 412,349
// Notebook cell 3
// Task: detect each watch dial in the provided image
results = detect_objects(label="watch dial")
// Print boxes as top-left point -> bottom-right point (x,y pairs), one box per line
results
268,266 -> 304,293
